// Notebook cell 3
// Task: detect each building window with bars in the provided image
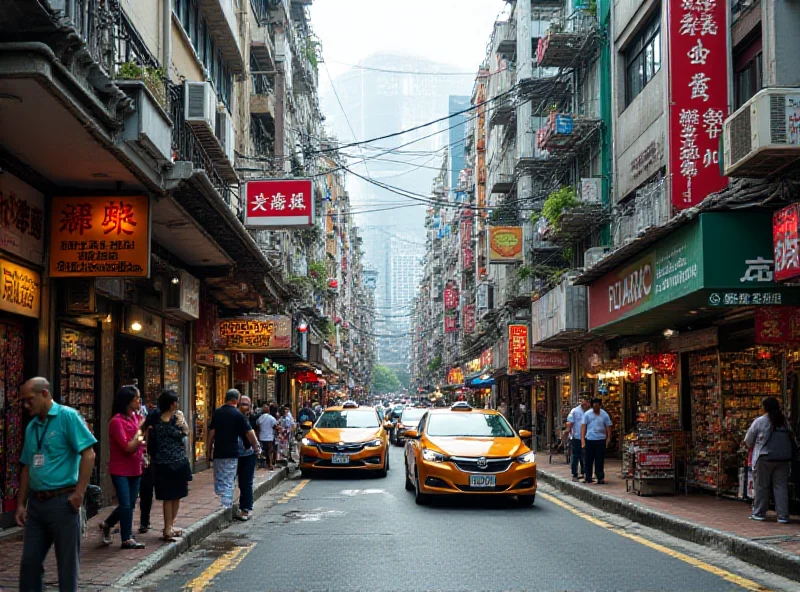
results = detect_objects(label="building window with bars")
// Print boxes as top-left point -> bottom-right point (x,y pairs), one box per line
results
624,12 -> 661,107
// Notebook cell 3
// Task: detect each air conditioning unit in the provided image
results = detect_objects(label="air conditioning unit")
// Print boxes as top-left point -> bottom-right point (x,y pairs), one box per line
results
583,246 -> 610,270
723,87 -> 800,178
216,109 -> 236,165
184,81 -> 216,133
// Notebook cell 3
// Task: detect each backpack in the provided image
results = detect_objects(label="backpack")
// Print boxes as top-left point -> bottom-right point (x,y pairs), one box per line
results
762,425 -> 795,462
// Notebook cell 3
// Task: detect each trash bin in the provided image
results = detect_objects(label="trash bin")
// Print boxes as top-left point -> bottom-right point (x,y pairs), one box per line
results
84,484 -> 102,520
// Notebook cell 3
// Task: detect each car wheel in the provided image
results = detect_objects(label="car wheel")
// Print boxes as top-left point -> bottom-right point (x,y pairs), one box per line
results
404,460 -> 415,491
517,494 -> 535,507
414,469 -> 429,505
377,451 -> 389,477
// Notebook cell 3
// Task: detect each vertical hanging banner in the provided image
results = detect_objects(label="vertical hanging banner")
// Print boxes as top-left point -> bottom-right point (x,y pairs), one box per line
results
444,314 -> 458,333
668,0 -> 729,210
774,203 -> 800,281
507,324 -> 529,373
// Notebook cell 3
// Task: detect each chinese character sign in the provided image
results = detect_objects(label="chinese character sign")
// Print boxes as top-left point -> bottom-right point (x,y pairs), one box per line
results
244,179 -> 314,228
216,316 -> 293,351
0,173 -> 45,266
50,196 -> 150,278
755,307 -> 800,344
463,304 -> 476,334
444,284 -> 459,310
774,203 -> 800,281
508,324 -> 529,373
669,0 -> 729,210
0,258 -> 40,318
444,314 -> 458,333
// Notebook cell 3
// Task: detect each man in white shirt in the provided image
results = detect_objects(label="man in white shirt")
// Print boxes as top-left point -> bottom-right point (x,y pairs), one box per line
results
565,393 -> 591,481
256,405 -> 278,471
581,398 -> 613,484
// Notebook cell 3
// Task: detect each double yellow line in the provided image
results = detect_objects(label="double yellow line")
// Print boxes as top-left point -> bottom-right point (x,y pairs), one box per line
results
539,492 -> 772,592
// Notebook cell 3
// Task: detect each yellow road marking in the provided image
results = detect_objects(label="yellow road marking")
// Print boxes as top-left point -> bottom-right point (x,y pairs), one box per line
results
277,479 -> 309,504
538,492 -> 771,592
183,543 -> 254,592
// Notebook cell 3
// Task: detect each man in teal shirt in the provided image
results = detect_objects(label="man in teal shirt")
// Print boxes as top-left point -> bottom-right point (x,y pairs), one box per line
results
16,377 -> 96,592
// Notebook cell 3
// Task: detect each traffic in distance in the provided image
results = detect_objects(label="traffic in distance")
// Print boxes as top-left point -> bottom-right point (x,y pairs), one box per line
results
298,399 -> 537,505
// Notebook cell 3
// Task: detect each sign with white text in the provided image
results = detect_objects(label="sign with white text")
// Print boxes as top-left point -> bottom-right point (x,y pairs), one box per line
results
668,0 -> 729,210
0,258 -> 40,318
244,179 -> 314,228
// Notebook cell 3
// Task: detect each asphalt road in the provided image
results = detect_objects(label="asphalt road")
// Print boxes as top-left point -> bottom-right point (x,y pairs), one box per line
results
139,446 -> 795,592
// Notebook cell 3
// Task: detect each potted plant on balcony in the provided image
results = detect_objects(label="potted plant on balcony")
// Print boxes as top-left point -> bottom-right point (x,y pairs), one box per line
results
542,186 -> 579,234
117,62 -> 167,109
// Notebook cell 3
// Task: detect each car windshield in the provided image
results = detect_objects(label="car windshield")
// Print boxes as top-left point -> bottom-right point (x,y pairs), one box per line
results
401,409 -> 426,423
426,413 -> 515,437
316,410 -> 379,429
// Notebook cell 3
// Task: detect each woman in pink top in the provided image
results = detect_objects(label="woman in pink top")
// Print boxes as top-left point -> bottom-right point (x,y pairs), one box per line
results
100,385 -> 146,549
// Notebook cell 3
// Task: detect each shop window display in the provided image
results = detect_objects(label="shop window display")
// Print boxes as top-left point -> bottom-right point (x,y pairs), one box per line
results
144,346 -> 162,409
0,324 -> 24,511
596,375 -> 622,455
195,366 -> 211,461
689,350 -> 721,490
59,326 -> 97,433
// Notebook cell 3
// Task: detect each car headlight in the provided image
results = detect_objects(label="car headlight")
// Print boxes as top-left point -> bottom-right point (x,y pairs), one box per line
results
516,451 -> 536,464
421,448 -> 449,462
366,438 -> 382,447
301,437 -> 319,446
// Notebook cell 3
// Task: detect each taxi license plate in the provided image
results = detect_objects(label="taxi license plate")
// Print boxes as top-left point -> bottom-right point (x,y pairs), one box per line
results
332,454 -> 350,465
469,474 -> 496,488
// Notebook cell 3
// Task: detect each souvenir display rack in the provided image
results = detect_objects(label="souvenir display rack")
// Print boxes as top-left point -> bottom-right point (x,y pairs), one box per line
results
624,412 -> 680,495
597,376 -> 622,455
60,326 -> 97,434
195,366 -> 210,461
164,323 -> 184,400
719,349 -> 782,498
688,351 -> 721,491
0,323 -> 25,511
144,346 -> 162,408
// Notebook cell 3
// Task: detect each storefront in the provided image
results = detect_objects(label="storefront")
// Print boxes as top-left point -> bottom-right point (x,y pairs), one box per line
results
583,212 -> 799,497
0,173 -> 45,523
0,258 -> 41,521
527,349 -> 571,451
116,305 -> 164,407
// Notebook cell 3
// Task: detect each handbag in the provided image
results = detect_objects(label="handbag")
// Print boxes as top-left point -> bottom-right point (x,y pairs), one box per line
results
168,457 -> 193,482
762,425 -> 794,462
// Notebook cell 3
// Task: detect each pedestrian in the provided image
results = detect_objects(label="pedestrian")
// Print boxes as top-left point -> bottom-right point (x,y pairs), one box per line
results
257,404 -> 278,470
745,396 -> 797,523
99,385 -> 146,549
235,396 -> 257,521
277,406 -> 292,464
298,401 -> 315,425
208,389 -> 261,508
150,389 -> 191,541
566,393 -> 591,482
17,377 -> 96,592
581,397 -> 612,484
138,403 -> 161,534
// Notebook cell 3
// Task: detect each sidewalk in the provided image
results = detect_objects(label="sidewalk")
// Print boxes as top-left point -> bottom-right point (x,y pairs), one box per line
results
538,458 -> 800,581
0,464 -> 288,591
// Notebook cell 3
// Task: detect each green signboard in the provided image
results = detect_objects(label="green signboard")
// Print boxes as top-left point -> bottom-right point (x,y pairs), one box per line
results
589,213 -> 790,331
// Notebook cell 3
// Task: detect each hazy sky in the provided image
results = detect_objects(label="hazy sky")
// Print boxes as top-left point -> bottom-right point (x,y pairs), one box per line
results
310,0 -> 508,89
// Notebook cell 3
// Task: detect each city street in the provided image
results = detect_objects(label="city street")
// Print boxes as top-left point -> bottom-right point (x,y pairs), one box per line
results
138,447 -> 797,592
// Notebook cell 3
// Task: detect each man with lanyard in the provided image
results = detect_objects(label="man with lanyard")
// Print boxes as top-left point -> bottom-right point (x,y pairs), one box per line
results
565,393 -> 591,482
16,377 -> 96,592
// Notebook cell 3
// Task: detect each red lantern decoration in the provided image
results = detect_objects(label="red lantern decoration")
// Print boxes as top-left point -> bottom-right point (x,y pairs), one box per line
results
623,357 -> 641,382
328,278 -> 339,289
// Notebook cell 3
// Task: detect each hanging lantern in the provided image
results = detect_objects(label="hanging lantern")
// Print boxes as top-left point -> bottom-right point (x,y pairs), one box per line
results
328,278 -> 339,289
623,357 -> 641,382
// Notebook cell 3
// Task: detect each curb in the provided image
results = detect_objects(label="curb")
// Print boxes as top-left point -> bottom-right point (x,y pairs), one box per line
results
116,466 -> 290,588
538,469 -> 800,583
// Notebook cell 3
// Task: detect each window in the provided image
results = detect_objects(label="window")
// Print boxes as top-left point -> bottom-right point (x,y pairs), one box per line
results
624,12 -> 661,107
734,35 -> 763,109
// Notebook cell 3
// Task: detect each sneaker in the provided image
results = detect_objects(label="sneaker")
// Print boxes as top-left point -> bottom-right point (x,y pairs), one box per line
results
571,476 -> 580,482
120,539 -> 146,550
99,522 -> 112,545
139,525 -> 149,534
778,518 -> 790,524
749,514 -> 766,521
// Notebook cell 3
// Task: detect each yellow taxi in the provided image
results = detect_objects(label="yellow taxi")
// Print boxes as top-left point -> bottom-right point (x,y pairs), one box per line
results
299,402 -> 391,477
403,402 -> 536,505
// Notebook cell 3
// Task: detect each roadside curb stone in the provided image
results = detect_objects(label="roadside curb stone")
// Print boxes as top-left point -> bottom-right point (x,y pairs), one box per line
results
116,466 -> 290,588
538,468 -> 800,583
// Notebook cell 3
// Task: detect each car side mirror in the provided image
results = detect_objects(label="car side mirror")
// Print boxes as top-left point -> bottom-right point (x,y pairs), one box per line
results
404,429 -> 419,439
518,429 -> 532,439
301,421 -> 313,429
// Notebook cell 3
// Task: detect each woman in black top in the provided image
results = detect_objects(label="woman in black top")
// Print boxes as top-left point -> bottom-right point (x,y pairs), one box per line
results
148,389 -> 191,541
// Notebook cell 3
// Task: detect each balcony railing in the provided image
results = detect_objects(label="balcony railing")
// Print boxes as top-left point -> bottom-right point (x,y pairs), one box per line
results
169,82 -> 235,208
536,11 -> 598,69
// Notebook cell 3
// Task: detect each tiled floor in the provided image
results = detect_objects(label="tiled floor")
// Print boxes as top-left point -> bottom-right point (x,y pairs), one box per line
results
540,458 -> 800,556
0,464 -> 284,591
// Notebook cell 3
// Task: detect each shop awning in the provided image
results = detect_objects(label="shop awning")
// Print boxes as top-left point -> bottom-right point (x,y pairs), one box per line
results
586,213 -> 800,336
465,375 -> 495,387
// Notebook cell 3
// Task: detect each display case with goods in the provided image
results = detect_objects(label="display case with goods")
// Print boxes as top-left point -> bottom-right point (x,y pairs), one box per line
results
0,323 -> 25,512
195,365 -> 212,462
559,375 -> 571,427
597,376 -> 622,455
164,323 -> 185,398
689,350 -> 721,491
719,348 -> 782,498
59,326 -> 98,434
143,347 -> 162,409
